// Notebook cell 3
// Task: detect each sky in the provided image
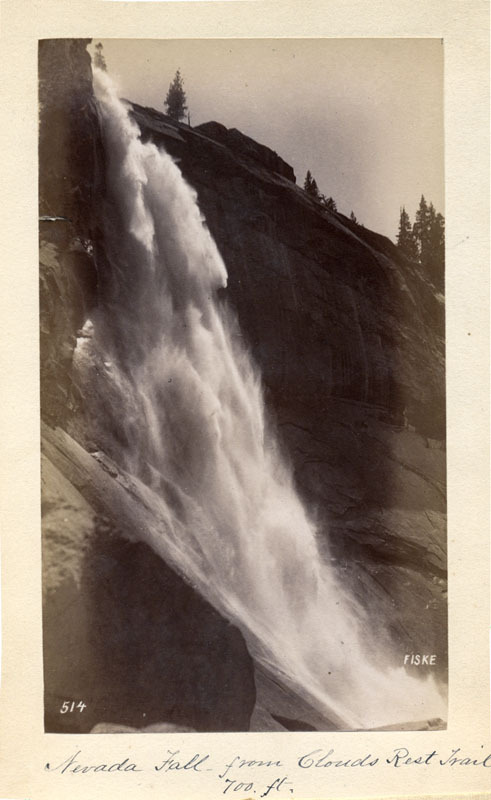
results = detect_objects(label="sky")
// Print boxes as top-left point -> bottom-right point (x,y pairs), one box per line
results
90,38 -> 444,241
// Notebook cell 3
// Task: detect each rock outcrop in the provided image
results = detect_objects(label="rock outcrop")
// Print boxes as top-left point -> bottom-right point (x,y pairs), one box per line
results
39,39 -> 102,425
39,40 -> 447,732
42,424 -> 256,734
194,120 -> 296,183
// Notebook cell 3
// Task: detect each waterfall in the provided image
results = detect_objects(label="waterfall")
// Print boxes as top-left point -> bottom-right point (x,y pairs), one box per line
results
76,67 -> 446,730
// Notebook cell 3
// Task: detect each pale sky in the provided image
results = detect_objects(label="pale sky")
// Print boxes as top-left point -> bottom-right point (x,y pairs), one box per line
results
90,38 -> 444,241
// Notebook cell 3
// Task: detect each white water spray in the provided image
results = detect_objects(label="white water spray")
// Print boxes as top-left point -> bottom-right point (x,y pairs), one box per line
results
79,68 -> 446,729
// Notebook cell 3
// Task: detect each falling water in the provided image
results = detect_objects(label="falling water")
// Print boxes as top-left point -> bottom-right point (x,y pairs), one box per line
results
76,68 -> 446,729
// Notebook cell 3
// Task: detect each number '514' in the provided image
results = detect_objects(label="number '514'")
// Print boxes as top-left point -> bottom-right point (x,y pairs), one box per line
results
60,701 -> 86,713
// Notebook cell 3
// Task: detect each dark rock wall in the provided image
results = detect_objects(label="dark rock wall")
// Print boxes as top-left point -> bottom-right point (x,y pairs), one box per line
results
195,119 -> 296,182
39,39 -> 102,424
39,39 -> 97,228
44,506 -> 256,734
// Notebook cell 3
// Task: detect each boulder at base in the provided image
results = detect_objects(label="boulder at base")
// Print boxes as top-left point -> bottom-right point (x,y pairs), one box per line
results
42,436 -> 256,734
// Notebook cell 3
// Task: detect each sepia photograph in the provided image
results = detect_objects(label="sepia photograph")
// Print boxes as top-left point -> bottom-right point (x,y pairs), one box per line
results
39,37 -> 447,735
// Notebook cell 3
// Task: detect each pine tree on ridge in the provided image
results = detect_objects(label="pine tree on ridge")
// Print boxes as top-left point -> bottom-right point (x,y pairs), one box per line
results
164,69 -> 188,122
397,206 -> 418,261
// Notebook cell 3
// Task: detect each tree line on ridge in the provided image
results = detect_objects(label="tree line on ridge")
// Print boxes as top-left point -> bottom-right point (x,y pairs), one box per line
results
305,165 -> 444,288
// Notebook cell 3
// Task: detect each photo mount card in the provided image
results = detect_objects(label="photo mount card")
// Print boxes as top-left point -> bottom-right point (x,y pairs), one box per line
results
0,2 -> 489,800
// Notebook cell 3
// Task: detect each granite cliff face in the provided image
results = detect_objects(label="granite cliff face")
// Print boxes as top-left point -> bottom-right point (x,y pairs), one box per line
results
39,41 -> 446,732
39,40 -> 102,425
